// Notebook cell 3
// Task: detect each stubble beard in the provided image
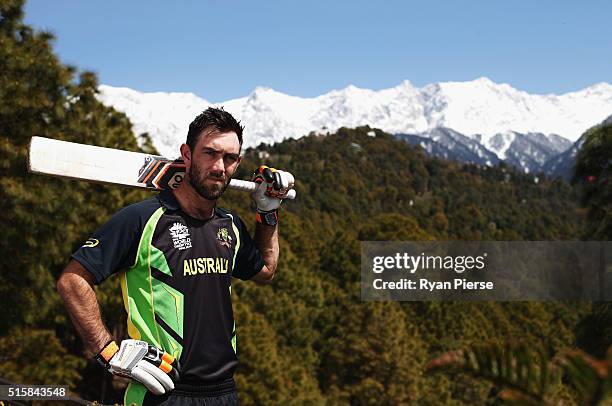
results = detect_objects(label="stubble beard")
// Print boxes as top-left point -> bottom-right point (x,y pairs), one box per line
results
188,160 -> 231,201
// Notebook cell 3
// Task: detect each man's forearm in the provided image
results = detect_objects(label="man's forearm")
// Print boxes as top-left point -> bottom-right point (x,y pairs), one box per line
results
254,222 -> 279,275
57,261 -> 112,355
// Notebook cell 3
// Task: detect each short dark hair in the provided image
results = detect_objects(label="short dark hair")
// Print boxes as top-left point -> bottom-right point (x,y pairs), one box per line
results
186,107 -> 244,151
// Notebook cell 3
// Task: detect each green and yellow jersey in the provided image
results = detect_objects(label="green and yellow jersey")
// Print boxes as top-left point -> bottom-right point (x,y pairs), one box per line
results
72,190 -> 263,403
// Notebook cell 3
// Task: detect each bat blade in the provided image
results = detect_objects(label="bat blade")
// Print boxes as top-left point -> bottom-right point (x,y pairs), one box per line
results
27,136 -> 296,199
28,136 -> 176,189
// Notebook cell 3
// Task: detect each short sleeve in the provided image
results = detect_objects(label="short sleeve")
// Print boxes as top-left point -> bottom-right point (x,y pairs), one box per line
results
232,214 -> 265,281
71,203 -> 147,285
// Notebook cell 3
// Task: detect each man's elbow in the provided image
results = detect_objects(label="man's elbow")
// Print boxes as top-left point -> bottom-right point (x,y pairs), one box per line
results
57,271 -> 71,295
253,266 -> 276,285
57,260 -> 95,296
260,270 -> 276,285
57,271 -> 81,302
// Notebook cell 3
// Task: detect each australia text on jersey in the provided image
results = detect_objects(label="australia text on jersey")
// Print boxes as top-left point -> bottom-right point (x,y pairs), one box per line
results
183,257 -> 229,276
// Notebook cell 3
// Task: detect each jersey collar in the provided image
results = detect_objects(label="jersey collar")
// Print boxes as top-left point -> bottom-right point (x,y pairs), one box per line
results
158,190 -> 220,220
157,190 -> 181,211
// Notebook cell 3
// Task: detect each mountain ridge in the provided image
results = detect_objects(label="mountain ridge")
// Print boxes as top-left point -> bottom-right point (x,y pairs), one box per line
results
98,78 -> 612,153
97,79 -> 612,176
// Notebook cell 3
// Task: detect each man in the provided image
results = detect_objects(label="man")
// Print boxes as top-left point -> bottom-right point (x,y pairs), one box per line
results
57,107 -> 294,406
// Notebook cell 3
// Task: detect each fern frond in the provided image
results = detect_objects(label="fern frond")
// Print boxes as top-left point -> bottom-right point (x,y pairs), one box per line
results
555,348 -> 612,406
426,343 -> 561,405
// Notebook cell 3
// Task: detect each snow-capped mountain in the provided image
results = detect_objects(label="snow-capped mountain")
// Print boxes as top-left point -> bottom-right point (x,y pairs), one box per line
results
97,87 -> 212,156
485,132 -> 571,173
396,128 -> 571,174
396,128 -> 500,167
97,79 -> 612,175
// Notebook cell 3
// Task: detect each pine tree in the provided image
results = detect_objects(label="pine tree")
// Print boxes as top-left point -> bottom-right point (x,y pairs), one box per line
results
573,119 -> 612,239
0,0 -> 146,393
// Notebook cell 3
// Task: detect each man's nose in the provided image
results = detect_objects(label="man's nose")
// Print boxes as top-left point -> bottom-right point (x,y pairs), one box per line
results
210,155 -> 225,174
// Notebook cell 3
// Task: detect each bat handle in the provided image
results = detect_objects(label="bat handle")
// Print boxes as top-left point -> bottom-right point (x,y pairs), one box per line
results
229,179 -> 297,200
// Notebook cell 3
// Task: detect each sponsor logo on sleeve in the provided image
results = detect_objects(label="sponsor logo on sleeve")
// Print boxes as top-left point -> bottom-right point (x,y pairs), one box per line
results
83,238 -> 99,248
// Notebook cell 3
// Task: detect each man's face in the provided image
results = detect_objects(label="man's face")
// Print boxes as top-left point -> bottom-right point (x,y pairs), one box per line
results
183,129 -> 242,201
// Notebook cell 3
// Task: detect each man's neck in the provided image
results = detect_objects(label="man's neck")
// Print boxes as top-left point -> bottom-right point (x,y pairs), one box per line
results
172,184 -> 216,220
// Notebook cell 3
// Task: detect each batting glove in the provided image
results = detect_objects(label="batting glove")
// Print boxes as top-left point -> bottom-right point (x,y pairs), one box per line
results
95,339 -> 180,395
252,166 -> 294,226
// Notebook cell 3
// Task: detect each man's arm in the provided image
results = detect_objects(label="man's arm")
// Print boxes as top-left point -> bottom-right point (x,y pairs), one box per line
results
250,223 -> 279,284
248,165 -> 294,284
56,259 -> 112,354
58,260 -> 181,395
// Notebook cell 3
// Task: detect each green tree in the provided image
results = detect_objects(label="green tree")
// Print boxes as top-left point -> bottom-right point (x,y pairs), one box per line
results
320,302 -> 427,405
573,118 -> 612,239
0,0 -> 145,396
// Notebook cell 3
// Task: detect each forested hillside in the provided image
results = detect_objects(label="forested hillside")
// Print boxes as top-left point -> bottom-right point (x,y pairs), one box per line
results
227,128 -> 590,405
1,1 -> 608,404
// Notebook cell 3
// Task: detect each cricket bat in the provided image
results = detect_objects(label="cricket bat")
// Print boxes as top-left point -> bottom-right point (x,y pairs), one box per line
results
27,136 -> 296,199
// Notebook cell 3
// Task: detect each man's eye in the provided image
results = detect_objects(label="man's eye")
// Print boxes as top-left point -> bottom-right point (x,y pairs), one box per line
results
205,151 -> 216,156
224,155 -> 238,164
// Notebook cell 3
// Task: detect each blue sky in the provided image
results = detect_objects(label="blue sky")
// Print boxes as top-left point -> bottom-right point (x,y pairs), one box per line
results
25,0 -> 612,102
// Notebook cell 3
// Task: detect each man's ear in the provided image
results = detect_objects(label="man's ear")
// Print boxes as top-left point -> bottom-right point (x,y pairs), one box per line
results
180,144 -> 191,170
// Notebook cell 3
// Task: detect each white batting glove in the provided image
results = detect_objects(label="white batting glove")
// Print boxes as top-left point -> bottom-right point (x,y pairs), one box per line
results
95,340 -> 180,395
252,166 -> 294,226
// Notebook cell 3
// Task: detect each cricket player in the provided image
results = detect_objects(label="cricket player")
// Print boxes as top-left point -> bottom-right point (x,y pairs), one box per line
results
57,107 -> 294,405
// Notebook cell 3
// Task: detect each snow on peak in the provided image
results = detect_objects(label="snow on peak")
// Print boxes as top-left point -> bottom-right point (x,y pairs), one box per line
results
583,82 -> 612,93
248,86 -> 278,99
398,79 -> 415,88
485,131 -> 516,160
97,78 -> 612,157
